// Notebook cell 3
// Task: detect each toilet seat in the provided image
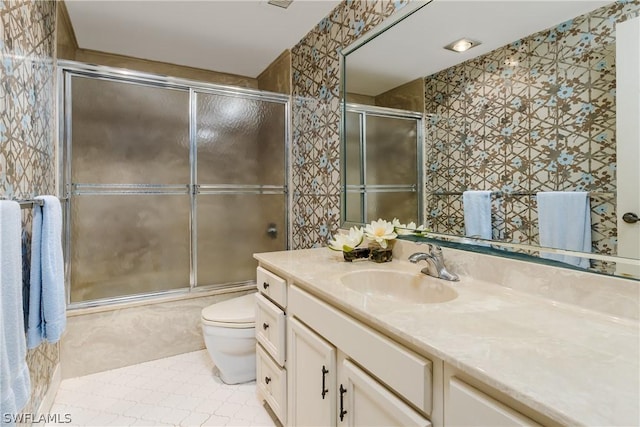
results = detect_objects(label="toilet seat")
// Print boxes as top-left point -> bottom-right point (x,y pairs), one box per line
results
201,293 -> 256,329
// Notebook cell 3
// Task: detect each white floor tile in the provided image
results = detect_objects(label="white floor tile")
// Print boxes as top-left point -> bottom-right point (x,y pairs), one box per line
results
214,402 -> 243,418
179,411 -> 211,427
194,398 -> 225,415
48,350 -> 275,427
160,394 -> 205,412
101,415 -> 138,426
201,414 -> 231,426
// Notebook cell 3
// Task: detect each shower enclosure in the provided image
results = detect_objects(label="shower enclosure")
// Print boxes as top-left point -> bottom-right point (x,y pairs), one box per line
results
59,63 -> 289,308
343,103 -> 423,225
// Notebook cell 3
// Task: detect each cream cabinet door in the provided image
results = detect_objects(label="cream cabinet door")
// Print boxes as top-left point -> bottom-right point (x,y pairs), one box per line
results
338,358 -> 431,427
288,317 -> 337,427
446,378 -> 540,427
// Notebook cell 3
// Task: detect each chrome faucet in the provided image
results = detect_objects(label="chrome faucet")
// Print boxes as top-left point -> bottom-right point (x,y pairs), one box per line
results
409,244 -> 459,282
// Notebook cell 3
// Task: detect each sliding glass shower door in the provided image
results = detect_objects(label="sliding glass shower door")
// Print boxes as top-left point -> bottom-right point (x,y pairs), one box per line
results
62,66 -> 289,306
194,91 -> 287,286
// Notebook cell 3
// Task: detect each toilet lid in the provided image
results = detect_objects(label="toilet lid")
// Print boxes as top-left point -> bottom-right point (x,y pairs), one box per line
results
201,293 -> 255,324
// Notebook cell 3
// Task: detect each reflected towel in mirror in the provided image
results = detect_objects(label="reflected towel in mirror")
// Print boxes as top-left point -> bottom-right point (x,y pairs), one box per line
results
462,191 -> 493,241
537,191 -> 591,269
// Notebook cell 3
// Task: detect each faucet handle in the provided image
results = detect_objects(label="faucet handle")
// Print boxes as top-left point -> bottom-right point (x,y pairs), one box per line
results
427,243 -> 441,255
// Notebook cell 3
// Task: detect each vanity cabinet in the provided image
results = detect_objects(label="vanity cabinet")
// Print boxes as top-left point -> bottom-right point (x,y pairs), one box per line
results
255,267 -> 288,425
288,284 -> 432,427
288,317 -> 336,426
445,377 -> 540,427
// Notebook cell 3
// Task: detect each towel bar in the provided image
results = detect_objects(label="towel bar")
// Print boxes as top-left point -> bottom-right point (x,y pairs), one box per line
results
0,199 -> 45,208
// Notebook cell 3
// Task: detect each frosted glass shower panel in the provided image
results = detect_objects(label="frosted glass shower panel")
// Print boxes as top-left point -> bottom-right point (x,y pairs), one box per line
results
196,92 -> 286,185
365,115 -> 417,186
367,192 -> 418,224
70,76 -> 190,184
196,194 -> 286,285
70,195 -> 190,303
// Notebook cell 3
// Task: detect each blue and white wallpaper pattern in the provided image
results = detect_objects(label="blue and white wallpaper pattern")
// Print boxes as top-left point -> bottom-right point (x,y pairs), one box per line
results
424,0 -> 640,273
0,0 -> 58,418
290,0 -> 408,249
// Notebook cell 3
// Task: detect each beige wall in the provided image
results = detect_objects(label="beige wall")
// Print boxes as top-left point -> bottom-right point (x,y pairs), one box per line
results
346,93 -> 375,106
56,1 -> 77,60
375,78 -> 424,112
61,289 -> 255,379
257,50 -> 291,94
346,78 -> 424,112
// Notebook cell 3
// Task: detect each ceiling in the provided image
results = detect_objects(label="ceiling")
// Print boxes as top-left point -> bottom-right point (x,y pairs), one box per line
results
65,0 -> 341,78
346,0 -> 612,96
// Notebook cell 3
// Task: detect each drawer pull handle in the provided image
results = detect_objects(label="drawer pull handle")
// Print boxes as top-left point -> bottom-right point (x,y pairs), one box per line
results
265,376 -> 271,384
262,322 -> 269,330
339,384 -> 347,421
321,365 -> 329,399
262,282 -> 270,290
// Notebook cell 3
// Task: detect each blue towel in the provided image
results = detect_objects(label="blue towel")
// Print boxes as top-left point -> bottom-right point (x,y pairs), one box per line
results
26,196 -> 66,349
537,192 -> 591,269
463,190 -> 493,240
0,201 -> 31,421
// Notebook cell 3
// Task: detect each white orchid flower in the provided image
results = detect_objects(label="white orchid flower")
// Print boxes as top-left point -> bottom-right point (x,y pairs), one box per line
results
394,220 -> 425,235
328,226 -> 364,252
364,219 -> 397,249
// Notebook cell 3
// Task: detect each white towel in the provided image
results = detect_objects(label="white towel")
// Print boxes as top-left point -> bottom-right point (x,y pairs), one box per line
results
463,190 -> 493,240
27,196 -> 66,349
537,191 -> 591,268
0,201 -> 31,421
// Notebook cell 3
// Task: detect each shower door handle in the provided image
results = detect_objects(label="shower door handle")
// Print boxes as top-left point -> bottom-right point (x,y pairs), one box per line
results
267,223 -> 278,239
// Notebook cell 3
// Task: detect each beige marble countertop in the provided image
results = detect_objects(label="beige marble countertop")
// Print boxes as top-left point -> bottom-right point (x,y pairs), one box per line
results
254,248 -> 640,427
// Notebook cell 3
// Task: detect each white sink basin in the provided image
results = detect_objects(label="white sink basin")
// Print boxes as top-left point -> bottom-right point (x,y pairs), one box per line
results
340,270 -> 458,304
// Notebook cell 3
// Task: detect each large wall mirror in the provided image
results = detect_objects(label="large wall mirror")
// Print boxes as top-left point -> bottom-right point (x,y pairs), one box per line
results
341,0 -> 640,279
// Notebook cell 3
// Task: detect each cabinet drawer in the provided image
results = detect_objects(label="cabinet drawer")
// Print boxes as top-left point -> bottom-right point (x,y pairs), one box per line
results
257,344 -> 287,425
289,285 -> 433,415
255,293 -> 286,366
447,378 -> 540,427
257,266 -> 287,308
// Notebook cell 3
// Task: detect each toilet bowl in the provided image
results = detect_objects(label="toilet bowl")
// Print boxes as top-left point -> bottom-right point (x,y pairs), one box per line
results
201,293 -> 256,384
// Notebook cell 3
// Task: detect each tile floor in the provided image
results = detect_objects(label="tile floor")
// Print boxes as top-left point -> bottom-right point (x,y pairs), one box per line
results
46,350 -> 276,426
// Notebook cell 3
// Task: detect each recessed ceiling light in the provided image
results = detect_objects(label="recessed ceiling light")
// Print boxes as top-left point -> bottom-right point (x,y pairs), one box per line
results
268,0 -> 293,9
444,38 -> 481,53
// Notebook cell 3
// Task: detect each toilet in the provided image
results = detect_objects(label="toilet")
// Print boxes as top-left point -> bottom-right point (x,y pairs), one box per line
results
201,293 -> 256,384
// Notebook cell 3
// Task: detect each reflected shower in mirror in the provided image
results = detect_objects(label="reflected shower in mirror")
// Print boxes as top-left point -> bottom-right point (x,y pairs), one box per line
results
343,104 -> 423,225
342,0 -> 640,278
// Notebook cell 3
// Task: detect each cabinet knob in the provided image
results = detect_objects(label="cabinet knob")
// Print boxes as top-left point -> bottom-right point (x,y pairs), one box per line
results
265,376 -> 271,384
263,322 -> 269,330
262,282 -> 270,290
623,212 -> 639,224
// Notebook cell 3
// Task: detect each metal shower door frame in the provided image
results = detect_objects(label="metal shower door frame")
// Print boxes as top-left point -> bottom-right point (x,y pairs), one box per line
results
342,103 -> 424,226
58,61 -> 291,309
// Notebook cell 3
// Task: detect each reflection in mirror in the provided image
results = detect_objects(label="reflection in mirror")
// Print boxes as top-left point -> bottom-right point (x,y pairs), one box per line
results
342,1 -> 640,279
343,104 -> 423,225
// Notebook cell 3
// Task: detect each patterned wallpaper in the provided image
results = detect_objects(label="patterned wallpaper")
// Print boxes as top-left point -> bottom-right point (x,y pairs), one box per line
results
424,1 -> 640,272
290,0 -> 408,249
0,0 -> 59,417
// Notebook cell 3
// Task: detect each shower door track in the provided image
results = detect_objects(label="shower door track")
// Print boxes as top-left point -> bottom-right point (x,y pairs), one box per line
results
59,61 -> 291,310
